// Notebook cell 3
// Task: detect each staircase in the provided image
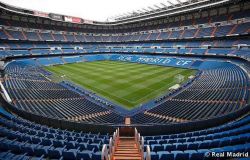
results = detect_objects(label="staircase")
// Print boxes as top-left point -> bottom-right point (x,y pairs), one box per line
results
102,128 -> 150,160
228,24 -> 238,35
112,137 -> 141,160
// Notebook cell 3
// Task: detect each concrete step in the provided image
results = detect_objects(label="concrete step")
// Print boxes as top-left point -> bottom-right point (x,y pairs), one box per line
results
116,147 -> 137,149
115,150 -> 139,153
114,154 -> 141,157
117,144 -> 136,147
113,157 -> 141,160
118,142 -> 136,144
113,154 -> 141,156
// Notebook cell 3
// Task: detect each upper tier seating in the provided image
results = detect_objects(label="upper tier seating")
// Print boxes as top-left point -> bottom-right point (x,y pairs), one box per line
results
0,9 -> 249,43
1,22 -> 249,42
0,39 -> 249,59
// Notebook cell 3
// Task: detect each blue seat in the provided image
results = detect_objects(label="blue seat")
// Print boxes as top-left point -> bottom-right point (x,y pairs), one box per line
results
197,149 -> 210,154
40,138 -> 52,146
33,146 -> 47,157
229,144 -> 246,153
56,135 -> 64,140
158,152 -> 174,160
144,136 -> 153,140
76,151 -> 92,160
164,144 -> 176,151
148,140 -> 158,145
190,152 -> 204,160
209,140 -> 220,148
170,135 -> 178,139
175,153 -> 189,160
87,143 -> 99,152
93,139 -> 103,144
6,132 -> 18,140
183,150 -> 197,159
176,144 -> 187,151
53,140 -> 65,148
168,139 -> 177,143
62,149 -> 77,160
196,136 -> 205,141
199,141 -> 210,149
158,139 -> 168,145
245,143 -> 250,152
0,152 -> 16,160
21,144 -> 35,156
231,137 -> 243,145
92,151 -> 101,160
219,138 -> 231,147
177,139 -> 186,143
76,142 -> 87,150
187,143 -> 198,150
171,150 -> 183,155
22,135 -> 32,143
162,135 -> 170,139
154,136 -> 161,140
48,147 -> 64,159
65,141 -> 76,149
152,144 -> 164,152
0,141 -> 10,152
221,146 -> 234,152
85,138 -> 93,143
187,137 -> 196,142
9,143 -> 22,154
67,136 -> 75,141
46,133 -> 55,139
150,152 -> 159,160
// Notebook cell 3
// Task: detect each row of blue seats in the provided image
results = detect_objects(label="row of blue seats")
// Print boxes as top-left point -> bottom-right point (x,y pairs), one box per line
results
1,22 -> 249,42
1,39 -> 249,49
0,47 -> 249,59
0,106 -> 108,160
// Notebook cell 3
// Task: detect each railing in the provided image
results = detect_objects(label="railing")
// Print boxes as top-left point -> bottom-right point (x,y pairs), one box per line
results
101,144 -> 109,160
105,128 -> 119,160
145,145 -> 151,160
135,128 -> 145,160
141,136 -> 145,159
0,81 -> 12,103
109,137 -> 113,158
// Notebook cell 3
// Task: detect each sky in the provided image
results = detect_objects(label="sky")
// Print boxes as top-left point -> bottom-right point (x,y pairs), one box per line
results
0,0 -> 187,22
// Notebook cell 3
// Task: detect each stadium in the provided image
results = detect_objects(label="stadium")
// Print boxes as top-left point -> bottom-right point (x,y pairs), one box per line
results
0,0 -> 249,159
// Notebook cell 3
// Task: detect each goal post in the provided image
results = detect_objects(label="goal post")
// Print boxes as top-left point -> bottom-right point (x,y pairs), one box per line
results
175,74 -> 184,83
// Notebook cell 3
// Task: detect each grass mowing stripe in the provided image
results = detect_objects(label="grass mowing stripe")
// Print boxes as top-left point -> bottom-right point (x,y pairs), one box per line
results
45,61 -> 196,109
122,68 -> 186,101
123,69 -> 196,103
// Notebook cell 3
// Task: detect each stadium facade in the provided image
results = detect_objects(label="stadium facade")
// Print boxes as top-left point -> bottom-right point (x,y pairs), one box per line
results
0,0 -> 249,159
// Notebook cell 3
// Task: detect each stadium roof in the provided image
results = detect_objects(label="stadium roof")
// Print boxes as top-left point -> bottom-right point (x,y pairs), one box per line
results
0,0 -> 189,22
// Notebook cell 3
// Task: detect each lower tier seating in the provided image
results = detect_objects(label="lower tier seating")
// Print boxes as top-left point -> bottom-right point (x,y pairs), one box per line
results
0,107 -> 108,160
132,65 -> 249,124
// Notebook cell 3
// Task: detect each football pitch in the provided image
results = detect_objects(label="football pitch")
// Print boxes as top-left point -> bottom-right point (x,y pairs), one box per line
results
44,61 -> 196,109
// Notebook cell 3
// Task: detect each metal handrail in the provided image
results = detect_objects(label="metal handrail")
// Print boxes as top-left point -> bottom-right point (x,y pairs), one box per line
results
101,144 -> 109,160
110,128 -> 119,159
109,137 -> 113,156
145,145 -> 151,160
135,128 -> 138,141
141,136 -> 145,159
135,128 -> 146,160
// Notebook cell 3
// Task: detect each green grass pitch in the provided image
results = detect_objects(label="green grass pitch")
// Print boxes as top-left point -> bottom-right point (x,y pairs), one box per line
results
44,61 -> 197,109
